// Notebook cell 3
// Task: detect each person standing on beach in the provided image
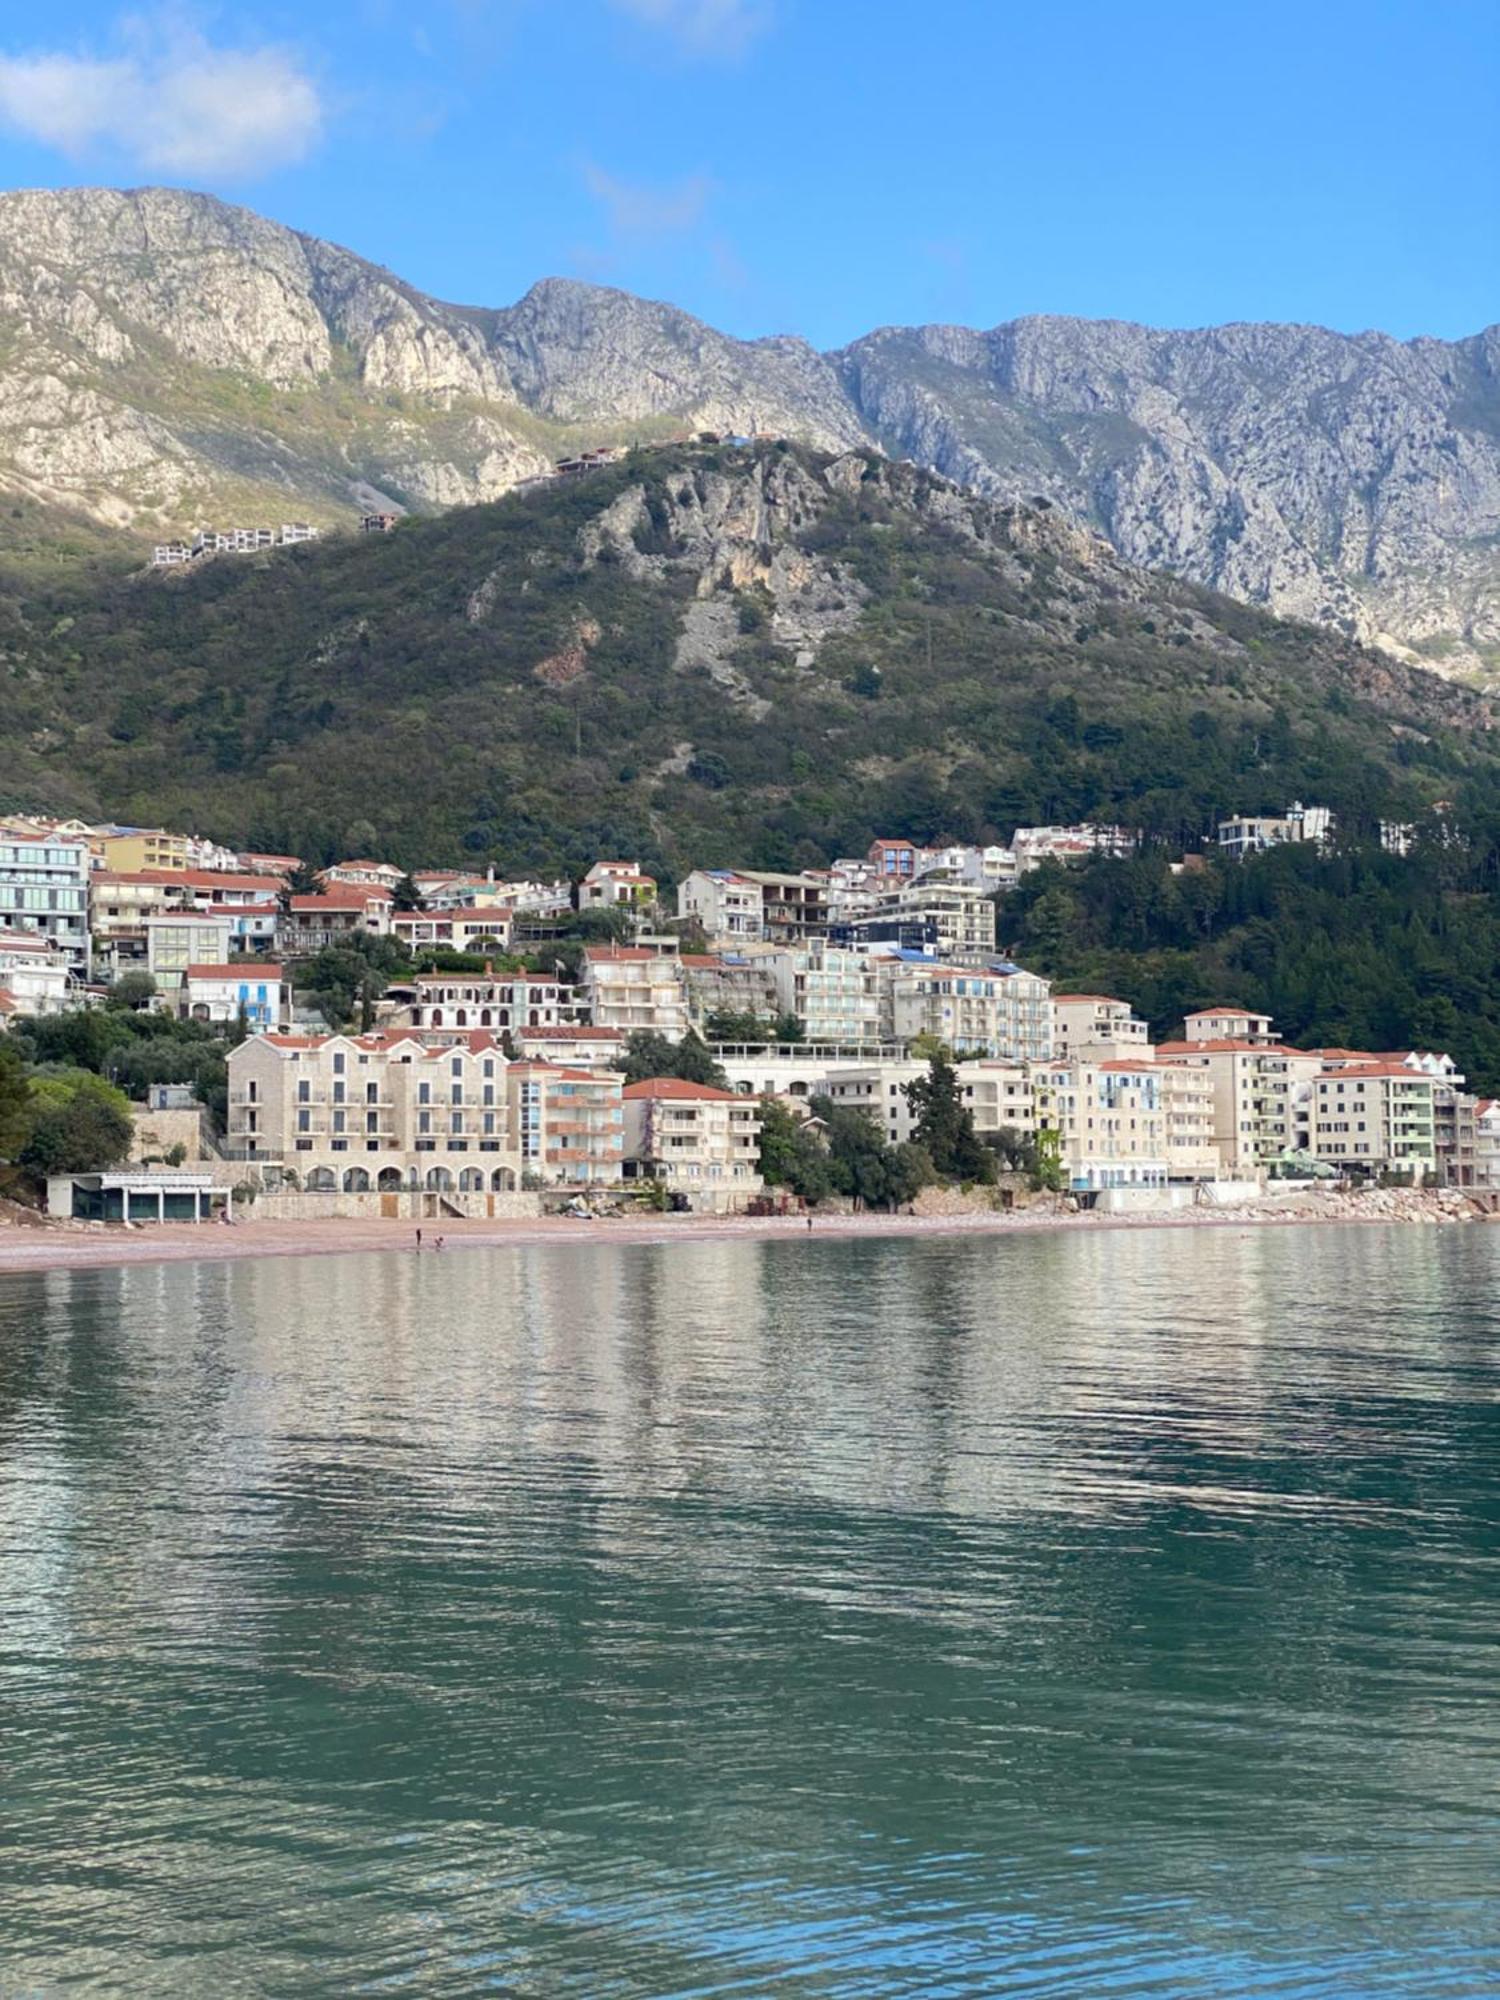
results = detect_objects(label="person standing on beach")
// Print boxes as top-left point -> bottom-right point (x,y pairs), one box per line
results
415,1229 -> 423,1252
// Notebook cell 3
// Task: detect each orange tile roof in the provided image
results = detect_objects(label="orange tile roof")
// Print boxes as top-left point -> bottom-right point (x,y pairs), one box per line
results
185,963 -> 284,979
624,1077 -> 744,1103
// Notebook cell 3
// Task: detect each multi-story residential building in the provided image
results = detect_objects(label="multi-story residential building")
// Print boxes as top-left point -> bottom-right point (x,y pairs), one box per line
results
677,869 -> 767,943
622,1077 -> 762,1206
1310,1063 -> 1437,1180
1052,995 -> 1151,1057
390,908 -> 516,955
511,1062 -> 624,1187
1154,1034 -> 1323,1178
885,962 -> 1053,1061
514,1025 -> 628,1069
736,870 -> 830,944
1031,1057 -> 1169,1193
320,860 -> 406,891
145,912 -> 236,1000
582,947 -> 691,1039
95,827 -> 194,873
89,872 -> 178,971
868,838 -> 919,881
1158,1063 -> 1221,1180
0,832 -> 91,969
181,963 -> 284,1032
716,1041 -> 905,1102
768,943 -> 884,1045
682,950 -> 782,1027
580,861 -> 656,910
277,888 -> 394,954
1011,823 -> 1136,868
227,1031 -> 525,1193
824,1059 -> 1036,1149
0,929 -> 75,1018
867,882 -> 996,959
918,844 -> 1022,895
396,972 -> 577,1035
1216,802 -> 1333,861
1183,1006 -> 1279,1046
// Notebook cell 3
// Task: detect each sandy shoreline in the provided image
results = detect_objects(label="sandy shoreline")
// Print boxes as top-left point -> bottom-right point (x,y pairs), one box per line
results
0,1195 -> 1485,1276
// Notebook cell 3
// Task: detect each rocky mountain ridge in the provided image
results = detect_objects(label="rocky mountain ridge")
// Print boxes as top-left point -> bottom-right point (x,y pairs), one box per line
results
1,184 -> 1497,677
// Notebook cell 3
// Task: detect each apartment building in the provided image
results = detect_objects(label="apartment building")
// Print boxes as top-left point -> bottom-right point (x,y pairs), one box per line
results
277,888 -> 393,954
320,860 -> 406,890
736,870 -> 830,944
227,1031 -> 525,1191
0,832 -> 91,969
681,950 -> 781,1026
622,1077 -> 762,1206
768,944 -> 884,1044
397,972 -> 577,1035
868,838 -> 919,880
0,929 -> 74,1018
1216,803 -> 1333,861
95,827 -> 194,873
1310,1064 -> 1437,1180
886,962 -> 1053,1061
580,861 -> 656,910
1158,1063 -> 1220,1180
1052,995 -> 1151,1057
145,912 -> 236,1000
678,870 -> 766,942
1031,1057 -> 1169,1193
1183,1006 -> 1279,1046
180,964 -> 284,1032
1155,1036 -> 1323,1178
867,881 -> 996,959
511,1062 -> 625,1188
824,1059 -> 1035,1148
514,1025 -> 628,1069
391,908 -> 516,954
582,947 -> 691,1039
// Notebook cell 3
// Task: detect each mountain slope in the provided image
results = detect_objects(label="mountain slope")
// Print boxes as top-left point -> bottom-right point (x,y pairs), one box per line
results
2,185 -> 1498,681
1,440 -> 1495,874
836,316 -> 1500,680
0,185 -> 865,530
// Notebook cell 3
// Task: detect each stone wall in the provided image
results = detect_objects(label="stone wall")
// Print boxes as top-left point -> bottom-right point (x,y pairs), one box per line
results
244,1190 -> 545,1224
128,1105 -> 206,1164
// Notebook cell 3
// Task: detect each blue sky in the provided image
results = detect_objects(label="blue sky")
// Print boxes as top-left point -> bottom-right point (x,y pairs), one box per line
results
0,1 -> 1494,348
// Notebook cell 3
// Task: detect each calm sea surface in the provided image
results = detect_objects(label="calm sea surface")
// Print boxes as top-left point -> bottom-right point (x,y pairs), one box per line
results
3,1225 -> 1500,1997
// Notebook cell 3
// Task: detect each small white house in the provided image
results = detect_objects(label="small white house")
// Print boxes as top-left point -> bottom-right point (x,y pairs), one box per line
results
180,962 -> 284,1032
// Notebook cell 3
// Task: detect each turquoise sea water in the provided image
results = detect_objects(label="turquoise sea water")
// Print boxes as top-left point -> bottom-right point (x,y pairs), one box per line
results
3,1224 -> 1500,1996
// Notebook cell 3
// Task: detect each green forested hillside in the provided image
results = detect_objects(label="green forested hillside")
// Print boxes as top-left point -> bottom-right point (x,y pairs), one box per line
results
1,442 -> 1496,878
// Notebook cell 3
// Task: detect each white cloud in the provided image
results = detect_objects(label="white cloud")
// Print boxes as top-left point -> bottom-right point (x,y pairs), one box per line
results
581,161 -> 713,235
0,22 -> 323,180
608,0 -> 772,61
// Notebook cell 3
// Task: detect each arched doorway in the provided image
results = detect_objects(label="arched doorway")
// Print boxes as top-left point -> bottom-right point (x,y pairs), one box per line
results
490,1167 -> 516,1192
459,1168 -> 485,1192
377,1167 -> 403,1192
342,1167 -> 370,1192
306,1167 -> 336,1192
425,1166 -> 454,1192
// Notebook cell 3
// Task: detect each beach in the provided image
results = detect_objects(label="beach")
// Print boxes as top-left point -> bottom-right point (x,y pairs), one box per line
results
0,1186 -> 1485,1275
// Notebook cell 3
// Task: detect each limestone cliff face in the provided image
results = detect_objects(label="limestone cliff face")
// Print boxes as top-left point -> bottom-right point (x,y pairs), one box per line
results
0,185 -> 862,533
835,316 -> 1500,677
2,184 -> 1499,680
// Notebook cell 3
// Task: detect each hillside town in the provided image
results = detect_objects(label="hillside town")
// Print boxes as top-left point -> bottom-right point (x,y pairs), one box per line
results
0,809 -> 1492,1226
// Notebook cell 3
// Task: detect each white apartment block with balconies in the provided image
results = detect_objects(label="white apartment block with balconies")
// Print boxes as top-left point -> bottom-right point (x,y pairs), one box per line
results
0,832 -> 91,970
885,963 -> 1052,1061
582,948 -> 691,1039
1311,1064 -> 1437,1180
1052,994 -> 1151,1058
1030,1057 -> 1170,1193
622,1078 -> 763,1208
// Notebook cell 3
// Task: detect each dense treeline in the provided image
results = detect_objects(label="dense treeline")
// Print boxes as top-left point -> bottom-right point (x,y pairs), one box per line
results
1006,837 -> 1500,1092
